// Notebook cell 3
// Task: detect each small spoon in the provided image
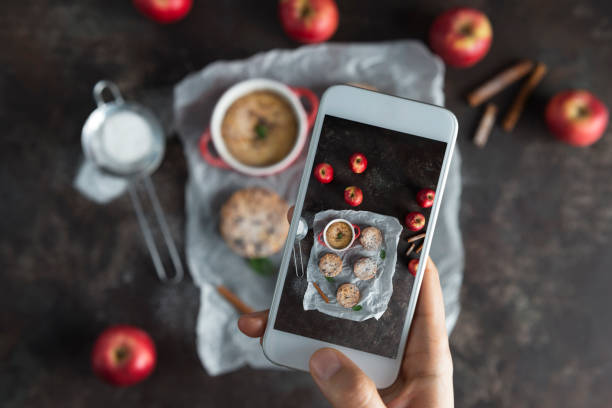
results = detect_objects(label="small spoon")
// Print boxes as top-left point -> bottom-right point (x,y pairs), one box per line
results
293,217 -> 308,278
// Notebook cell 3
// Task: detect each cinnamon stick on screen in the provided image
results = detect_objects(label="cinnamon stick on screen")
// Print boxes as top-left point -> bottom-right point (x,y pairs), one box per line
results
312,282 -> 330,303
407,232 -> 426,243
415,243 -> 424,254
405,242 -> 416,256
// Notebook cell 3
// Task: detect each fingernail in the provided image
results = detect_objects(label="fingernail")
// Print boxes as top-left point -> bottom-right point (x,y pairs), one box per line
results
310,349 -> 342,381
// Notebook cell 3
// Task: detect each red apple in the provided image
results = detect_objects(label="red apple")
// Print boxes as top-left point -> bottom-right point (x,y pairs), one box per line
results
349,152 -> 368,174
408,259 -> 419,277
545,90 -> 609,147
416,188 -> 435,208
133,0 -> 192,24
405,212 -> 426,231
344,186 -> 363,207
314,163 -> 334,183
429,8 -> 492,68
278,0 -> 339,44
91,325 -> 156,387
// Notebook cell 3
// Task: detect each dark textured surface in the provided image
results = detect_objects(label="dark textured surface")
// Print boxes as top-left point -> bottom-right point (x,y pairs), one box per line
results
2,0 -> 612,407
275,115 -> 446,358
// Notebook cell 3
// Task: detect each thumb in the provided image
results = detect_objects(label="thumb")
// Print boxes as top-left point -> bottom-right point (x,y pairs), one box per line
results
309,348 -> 386,408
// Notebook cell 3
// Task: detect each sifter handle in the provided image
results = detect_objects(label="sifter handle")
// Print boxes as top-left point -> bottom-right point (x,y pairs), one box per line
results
128,176 -> 184,284
93,80 -> 125,107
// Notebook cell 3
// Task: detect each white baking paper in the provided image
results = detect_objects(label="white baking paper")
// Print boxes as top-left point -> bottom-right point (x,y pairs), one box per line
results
174,40 -> 464,375
303,210 -> 403,321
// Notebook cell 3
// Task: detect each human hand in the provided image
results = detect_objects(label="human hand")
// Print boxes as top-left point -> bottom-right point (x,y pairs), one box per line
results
237,257 -> 454,408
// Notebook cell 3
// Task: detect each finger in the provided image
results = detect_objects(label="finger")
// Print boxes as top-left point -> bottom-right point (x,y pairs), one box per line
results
414,257 -> 446,332
309,348 -> 386,408
403,257 -> 452,377
287,206 -> 295,222
237,310 -> 269,338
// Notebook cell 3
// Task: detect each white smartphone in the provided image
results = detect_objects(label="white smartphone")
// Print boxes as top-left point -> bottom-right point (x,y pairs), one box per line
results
263,85 -> 458,388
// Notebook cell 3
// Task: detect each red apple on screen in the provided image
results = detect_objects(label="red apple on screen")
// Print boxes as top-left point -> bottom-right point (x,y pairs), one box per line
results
278,0 -> 339,44
429,8 -> 492,68
545,90 -> 609,147
405,212 -> 426,232
416,188 -> 435,208
92,325 -> 156,387
344,186 -> 363,207
408,259 -> 419,277
349,152 -> 368,174
314,163 -> 334,183
133,0 -> 192,24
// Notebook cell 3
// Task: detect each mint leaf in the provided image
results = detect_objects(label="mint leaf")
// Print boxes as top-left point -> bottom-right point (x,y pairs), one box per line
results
254,123 -> 268,140
325,276 -> 335,282
248,258 -> 275,276
379,249 -> 386,259
352,305 -> 362,311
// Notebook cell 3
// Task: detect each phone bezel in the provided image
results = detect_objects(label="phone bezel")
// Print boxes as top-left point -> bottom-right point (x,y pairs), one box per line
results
262,85 -> 458,388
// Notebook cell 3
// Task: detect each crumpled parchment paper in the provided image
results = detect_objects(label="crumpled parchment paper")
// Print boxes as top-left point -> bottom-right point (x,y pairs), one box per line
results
173,40 -> 464,376
303,210 -> 403,321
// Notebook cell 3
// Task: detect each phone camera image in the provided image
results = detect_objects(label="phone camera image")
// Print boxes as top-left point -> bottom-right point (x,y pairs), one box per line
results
274,115 -> 447,358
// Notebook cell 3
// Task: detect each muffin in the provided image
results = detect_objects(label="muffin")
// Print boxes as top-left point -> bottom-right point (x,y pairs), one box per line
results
359,226 -> 382,250
220,187 -> 289,258
319,253 -> 343,278
353,257 -> 377,280
336,283 -> 360,308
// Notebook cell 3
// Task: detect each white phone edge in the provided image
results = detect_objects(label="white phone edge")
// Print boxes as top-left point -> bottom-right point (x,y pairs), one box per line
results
262,85 -> 458,388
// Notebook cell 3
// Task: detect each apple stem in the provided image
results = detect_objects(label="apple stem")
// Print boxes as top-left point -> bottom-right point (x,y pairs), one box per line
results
460,24 -> 473,36
115,346 -> 130,363
577,106 -> 590,118
300,4 -> 312,19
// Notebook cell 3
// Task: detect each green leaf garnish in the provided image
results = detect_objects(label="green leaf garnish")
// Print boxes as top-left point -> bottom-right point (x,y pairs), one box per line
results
325,276 -> 335,282
248,257 -> 275,276
352,305 -> 362,311
254,123 -> 268,140
336,232 -> 343,240
379,249 -> 386,259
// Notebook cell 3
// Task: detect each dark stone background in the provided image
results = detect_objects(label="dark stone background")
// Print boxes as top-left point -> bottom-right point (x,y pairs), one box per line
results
275,115 -> 446,358
2,1 -> 612,407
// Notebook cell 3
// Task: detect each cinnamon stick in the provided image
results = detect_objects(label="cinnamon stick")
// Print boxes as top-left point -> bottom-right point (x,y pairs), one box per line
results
473,103 -> 498,148
407,232 -> 426,243
312,282 -> 330,303
405,243 -> 416,256
467,60 -> 534,107
502,62 -> 548,132
216,285 -> 254,314
415,243 -> 424,254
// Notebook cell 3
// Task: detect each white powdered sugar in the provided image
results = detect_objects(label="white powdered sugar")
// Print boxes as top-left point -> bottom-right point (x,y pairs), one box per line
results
102,111 -> 153,164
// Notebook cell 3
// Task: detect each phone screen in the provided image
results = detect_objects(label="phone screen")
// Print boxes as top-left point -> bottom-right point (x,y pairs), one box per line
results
274,114 -> 447,358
